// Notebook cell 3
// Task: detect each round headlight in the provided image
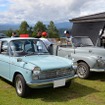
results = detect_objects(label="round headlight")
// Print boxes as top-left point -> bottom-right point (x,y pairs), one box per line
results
97,56 -> 103,63
32,67 -> 41,79
72,62 -> 77,70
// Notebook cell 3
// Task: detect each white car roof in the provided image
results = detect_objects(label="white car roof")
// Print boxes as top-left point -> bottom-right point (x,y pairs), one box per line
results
0,37 -> 38,42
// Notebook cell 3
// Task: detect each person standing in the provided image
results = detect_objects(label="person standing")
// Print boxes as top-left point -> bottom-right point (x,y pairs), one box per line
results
35,30 -> 42,38
40,32 -> 53,54
64,30 -> 72,45
40,32 -> 51,48
11,32 -> 18,37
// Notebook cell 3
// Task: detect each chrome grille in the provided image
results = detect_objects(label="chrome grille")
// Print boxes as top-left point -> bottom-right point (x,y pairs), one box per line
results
39,68 -> 73,79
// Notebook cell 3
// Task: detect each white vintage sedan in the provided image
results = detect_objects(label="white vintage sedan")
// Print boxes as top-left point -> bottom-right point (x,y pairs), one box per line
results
56,36 -> 105,79
0,37 -> 77,97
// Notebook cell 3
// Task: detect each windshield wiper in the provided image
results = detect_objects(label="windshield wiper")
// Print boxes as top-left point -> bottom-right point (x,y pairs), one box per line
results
25,52 -> 37,56
37,52 -> 49,55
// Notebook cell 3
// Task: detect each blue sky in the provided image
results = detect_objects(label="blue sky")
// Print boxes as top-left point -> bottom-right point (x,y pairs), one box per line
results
0,0 -> 11,12
0,0 -> 105,24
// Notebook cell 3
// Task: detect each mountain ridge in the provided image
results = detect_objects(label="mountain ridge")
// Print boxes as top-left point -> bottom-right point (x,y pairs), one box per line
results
0,22 -> 72,30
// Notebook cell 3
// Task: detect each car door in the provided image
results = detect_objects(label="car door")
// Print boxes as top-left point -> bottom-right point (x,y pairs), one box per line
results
57,44 -> 74,58
0,41 -> 10,80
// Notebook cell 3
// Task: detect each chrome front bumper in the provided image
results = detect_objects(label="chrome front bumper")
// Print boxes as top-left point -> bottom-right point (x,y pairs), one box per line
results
27,74 -> 78,88
90,68 -> 105,72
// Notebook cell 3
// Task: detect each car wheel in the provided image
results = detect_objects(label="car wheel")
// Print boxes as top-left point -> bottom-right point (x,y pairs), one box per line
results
77,62 -> 90,79
15,74 -> 29,97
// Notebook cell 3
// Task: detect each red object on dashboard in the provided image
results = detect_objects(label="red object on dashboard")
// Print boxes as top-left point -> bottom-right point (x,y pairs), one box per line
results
20,34 -> 29,37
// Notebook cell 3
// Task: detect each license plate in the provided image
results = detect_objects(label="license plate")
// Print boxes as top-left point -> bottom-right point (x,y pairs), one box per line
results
53,79 -> 65,88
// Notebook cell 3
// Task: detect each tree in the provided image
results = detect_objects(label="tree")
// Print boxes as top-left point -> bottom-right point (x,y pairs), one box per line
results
5,29 -> 13,37
32,21 -> 47,37
19,21 -> 29,35
28,26 -> 33,37
47,21 -> 59,38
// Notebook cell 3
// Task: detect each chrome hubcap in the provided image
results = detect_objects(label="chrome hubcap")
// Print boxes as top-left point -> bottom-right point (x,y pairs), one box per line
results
78,65 -> 87,77
16,78 -> 23,94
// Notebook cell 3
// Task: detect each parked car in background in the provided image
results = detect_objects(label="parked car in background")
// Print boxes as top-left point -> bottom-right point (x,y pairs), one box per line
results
56,36 -> 105,79
0,33 -> 8,38
0,37 -> 77,97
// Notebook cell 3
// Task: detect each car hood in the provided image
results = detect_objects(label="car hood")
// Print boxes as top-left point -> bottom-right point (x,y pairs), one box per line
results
21,55 -> 73,70
76,46 -> 105,57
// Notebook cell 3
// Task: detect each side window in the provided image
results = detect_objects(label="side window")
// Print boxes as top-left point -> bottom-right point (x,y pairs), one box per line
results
36,41 -> 48,52
1,41 -> 8,55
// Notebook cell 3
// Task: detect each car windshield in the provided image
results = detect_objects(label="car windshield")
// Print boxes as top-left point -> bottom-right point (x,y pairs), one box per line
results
72,37 -> 94,47
10,39 -> 49,57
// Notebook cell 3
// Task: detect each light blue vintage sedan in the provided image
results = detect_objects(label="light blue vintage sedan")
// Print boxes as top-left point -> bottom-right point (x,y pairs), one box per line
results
0,37 -> 77,97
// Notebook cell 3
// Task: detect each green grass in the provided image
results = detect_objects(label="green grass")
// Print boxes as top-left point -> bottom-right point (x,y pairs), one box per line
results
0,72 -> 105,105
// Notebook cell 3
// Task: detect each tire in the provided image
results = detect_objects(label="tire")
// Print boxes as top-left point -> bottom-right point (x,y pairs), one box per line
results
77,62 -> 90,79
14,74 -> 29,97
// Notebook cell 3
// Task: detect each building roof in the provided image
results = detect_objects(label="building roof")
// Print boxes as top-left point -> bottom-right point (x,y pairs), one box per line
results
70,12 -> 105,23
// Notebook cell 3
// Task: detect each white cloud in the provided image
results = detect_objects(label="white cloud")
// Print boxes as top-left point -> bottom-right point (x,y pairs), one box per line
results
0,0 -> 105,24
80,0 -> 105,16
